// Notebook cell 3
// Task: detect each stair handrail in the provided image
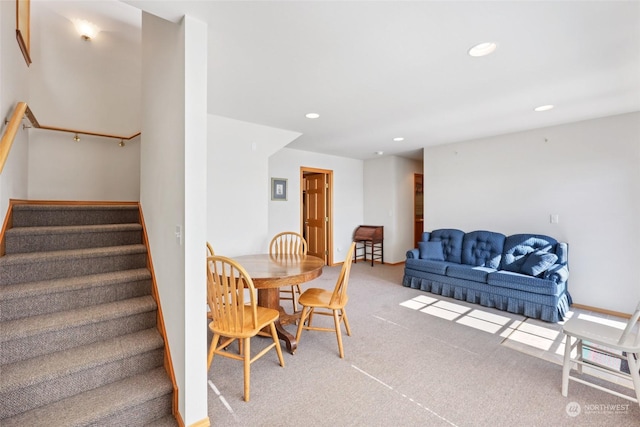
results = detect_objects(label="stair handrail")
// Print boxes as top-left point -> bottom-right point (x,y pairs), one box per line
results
0,102 -> 30,174
1,101 -> 141,174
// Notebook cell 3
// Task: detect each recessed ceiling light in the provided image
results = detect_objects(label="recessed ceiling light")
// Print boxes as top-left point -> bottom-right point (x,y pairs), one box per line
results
468,42 -> 497,57
393,137 -> 404,142
534,105 -> 554,112
305,113 -> 320,119
375,151 -> 384,156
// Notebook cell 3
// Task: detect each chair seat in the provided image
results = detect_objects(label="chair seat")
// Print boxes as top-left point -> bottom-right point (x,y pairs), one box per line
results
298,287 -> 348,309
295,243 -> 355,359
207,255 -> 285,402
210,305 -> 280,338
563,317 -> 640,353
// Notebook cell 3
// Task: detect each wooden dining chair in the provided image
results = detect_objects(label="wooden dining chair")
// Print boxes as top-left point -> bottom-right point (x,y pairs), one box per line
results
206,255 -> 284,402
206,244 -> 243,353
269,231 -> 308,312
295,242 -> 356,358
206,243 -> 215,320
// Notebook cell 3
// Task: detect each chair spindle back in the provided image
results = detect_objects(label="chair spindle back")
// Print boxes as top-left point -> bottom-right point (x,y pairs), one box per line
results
207,255 -> 258,333
270,232 -> 308,256
330,242 -> 356,306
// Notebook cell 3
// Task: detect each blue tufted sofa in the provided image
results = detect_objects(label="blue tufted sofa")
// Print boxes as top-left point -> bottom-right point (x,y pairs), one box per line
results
402,229 -> 571,322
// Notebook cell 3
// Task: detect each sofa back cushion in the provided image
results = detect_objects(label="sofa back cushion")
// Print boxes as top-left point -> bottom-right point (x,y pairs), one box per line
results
418,241 -> 445,260
520,250 -> 558,276
429,229 -> 464,263
461,230 -> 506,268
500,234 -> 558,272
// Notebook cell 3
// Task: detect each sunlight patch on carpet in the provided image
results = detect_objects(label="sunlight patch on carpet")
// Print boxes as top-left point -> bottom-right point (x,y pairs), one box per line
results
399,294 -> 636,391
420,305 -> 462,321
208,379 -> 238,421
457,312 -> 506,334
400,295 -> 514,334
400,294 -> 437,309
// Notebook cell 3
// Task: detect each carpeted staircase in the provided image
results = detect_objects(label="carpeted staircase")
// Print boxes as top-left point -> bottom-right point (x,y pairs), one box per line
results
0,203 -> 176,426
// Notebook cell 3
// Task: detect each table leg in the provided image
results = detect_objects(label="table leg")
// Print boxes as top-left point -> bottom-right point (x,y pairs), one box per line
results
258,288 -> 299,354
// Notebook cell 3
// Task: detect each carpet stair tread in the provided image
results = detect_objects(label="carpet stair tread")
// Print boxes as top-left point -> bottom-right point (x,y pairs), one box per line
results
5,223 -> 142,235
0,202 -> 174,424
0,245 -> 148,286
0,329 -> 165,418
11,204 -> 139,212
0,295 -> 156,343
0,269 -> 152,322
11,204 -> 140,227
1,366 -> 173,427
0,328 -> 164,394
4,223 -> 143,254
0,268 -> 151,301
0,244 -> 147,267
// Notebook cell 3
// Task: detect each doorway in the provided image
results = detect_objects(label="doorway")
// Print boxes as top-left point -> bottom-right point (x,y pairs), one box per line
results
414,173 -> 424,248
300,167 -> 333,266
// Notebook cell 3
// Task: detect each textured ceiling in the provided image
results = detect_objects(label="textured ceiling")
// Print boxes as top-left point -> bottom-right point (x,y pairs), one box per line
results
45,1 -> 640,160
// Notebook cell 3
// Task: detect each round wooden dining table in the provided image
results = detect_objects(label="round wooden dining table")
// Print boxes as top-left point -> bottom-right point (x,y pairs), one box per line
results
233,253 -> 324,354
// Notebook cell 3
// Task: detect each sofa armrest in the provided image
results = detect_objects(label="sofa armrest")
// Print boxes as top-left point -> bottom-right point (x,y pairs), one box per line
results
406,248 -> 419,259
543,264 -> 569,284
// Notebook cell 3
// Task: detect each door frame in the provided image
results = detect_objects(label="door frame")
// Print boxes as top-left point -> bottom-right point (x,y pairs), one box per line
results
414,173 -> 424,248
300,166 -> 333,266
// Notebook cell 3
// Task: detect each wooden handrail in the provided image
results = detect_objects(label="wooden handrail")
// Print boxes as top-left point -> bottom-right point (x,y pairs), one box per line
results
0,101 -> 141,174
0,102 -> 28,174
37,125 -> 141,141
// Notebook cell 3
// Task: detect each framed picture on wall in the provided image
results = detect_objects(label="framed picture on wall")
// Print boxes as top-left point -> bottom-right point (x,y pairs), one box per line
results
16,0 -> 32,66
271,178 -> 287,201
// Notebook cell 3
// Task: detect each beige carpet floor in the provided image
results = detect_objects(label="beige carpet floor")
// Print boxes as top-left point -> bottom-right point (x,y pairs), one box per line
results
206,262 -> 639,426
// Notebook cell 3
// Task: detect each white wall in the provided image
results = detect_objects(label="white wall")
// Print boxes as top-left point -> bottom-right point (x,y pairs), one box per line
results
0,0 -> 30,225
27,136 -> 140,201
26,5 -> 141,201
363,156 -> 422,264
140,13 -> 208,425
269,148 -> 364,265
182,15 -> 208,426
423,112 -> 640,314
207,116 -> 300,256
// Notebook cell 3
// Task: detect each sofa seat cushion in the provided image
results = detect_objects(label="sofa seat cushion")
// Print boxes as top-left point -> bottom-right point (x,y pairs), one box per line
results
445,264 -> 496,282
405,258 -> 458,275
487,270 -> 562,296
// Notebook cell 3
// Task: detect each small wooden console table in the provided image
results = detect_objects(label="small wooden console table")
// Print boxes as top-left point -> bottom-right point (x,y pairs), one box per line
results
353,225 -> 384,266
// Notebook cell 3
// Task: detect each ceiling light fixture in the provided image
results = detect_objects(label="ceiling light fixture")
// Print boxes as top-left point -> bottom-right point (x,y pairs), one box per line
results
305,113 -> 320,119
73,133 -> 80,142
393,137 -> 404,142
468,42 -> 497,57
73,19 -> 100,41
375,151 -> 384,156
534,104 -> 555,112
119,139 -> 126,147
